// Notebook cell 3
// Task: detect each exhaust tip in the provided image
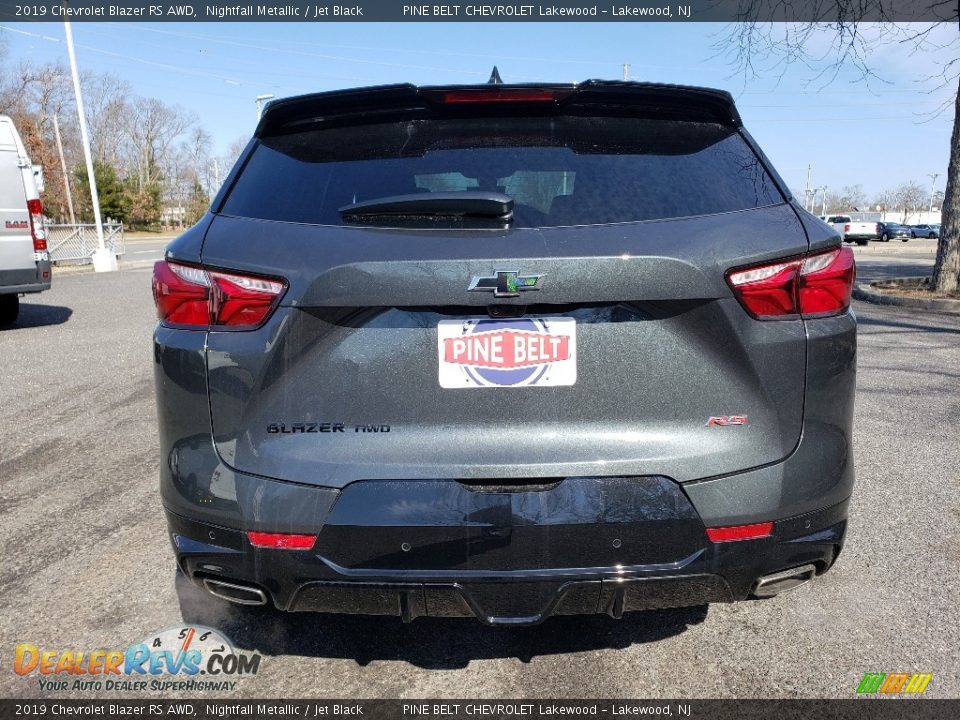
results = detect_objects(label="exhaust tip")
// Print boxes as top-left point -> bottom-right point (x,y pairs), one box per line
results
202,578 -> 268,606
752,564 -> 817,599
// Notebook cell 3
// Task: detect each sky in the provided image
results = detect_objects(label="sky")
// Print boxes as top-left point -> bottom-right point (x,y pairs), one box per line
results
0,21 -> 954,203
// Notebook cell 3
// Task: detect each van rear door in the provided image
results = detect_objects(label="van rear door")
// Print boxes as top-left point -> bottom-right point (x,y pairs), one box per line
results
0,151 -> 35,272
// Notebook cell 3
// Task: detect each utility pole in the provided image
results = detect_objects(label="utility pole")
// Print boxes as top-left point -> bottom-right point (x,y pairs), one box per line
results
820,186 -> 828,216
255,94 -> 274,121
805,164 -> 812,213
65,21 -> 115,272
928,173 -> 940,213
51,114 -> 76,225
622,63 -> 630,81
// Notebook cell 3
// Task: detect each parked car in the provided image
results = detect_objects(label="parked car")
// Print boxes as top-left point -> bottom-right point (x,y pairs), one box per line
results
0,114 -> 50,326
910,224 -> 940,239
154,81 -> 856,624
820,214 -> 877,245
877,222 -> 912,242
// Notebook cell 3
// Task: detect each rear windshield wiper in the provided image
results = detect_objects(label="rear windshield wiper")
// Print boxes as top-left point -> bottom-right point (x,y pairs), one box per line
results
339,191 -> 514,225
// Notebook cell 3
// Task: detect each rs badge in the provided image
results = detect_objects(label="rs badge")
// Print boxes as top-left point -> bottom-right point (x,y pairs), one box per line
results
706,416 -> 748,427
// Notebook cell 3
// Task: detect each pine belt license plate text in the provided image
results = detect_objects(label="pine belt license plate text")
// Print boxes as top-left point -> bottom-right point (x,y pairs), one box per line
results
437,317 -> 577,389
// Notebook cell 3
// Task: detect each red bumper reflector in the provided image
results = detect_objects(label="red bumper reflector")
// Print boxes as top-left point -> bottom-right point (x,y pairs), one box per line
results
247,532 -> 318,550
706,522 -> 774,543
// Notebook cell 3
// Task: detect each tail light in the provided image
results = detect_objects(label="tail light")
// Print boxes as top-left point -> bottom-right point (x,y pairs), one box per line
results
843,223 -> 851,233
726,247 -> 855,320
152,260 -> 286,330
27,199 -> 46,251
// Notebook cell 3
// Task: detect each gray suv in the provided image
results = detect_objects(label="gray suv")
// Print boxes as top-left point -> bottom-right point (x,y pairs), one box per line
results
153,81 -> 856,625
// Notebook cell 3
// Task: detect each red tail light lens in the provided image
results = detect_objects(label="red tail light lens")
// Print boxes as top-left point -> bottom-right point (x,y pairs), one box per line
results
27,199 -> 46,251
727,247 -> 855,320
152,260 -> 286,330
247,532 -> 318,550
843,223 -> 851,233
726,259 -> 799,317
706,522 -> 774,543
152,261 -> 211,326
798,247 -> 856,317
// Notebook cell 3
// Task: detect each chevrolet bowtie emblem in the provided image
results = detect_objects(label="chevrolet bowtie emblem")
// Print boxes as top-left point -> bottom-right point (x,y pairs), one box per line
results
468,270 -> 545,298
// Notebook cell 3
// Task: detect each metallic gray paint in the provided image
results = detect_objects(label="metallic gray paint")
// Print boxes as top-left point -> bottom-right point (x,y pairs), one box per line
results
198,203 -> 812,488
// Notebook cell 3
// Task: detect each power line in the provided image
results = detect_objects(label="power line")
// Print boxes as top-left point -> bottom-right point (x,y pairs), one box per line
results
127,25 -> 488,76
78,26 -> 376,83
751,116 -> 951,123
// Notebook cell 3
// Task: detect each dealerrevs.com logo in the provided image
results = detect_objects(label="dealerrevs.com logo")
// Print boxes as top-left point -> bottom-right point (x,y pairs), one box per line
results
14,626 -> 261,692
856,672 -> 933,695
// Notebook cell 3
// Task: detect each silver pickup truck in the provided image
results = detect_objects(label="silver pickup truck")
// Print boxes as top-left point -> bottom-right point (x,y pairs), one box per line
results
0,114 -> 51,326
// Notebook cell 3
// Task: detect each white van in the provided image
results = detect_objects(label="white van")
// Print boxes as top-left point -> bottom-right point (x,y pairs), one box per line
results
0,114 -> 50,326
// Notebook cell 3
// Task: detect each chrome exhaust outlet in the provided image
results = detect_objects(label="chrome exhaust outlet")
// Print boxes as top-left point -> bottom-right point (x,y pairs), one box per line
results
203,578 -> 268,606
752,564 -> 817,599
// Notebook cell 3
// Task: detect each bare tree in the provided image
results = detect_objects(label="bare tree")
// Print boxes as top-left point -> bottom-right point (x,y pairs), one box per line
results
872,189 -> 898,215
1,54 -> 216,228
717,7 -> 960,294
826,184 -> 867,213
120,97 -> 198,193
81,71 -> 131,169
894,181 -> 929,223
208,135 -> 252,198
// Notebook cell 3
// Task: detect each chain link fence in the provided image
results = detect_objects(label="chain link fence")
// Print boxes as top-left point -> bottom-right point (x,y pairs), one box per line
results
47,223 -> 125,265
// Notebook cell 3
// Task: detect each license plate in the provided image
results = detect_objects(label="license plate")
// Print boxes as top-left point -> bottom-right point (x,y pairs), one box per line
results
437,317 -> 577,389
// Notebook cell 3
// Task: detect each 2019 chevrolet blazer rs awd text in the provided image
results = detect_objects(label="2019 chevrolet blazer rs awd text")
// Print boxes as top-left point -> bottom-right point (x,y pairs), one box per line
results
153,81 -> 856,625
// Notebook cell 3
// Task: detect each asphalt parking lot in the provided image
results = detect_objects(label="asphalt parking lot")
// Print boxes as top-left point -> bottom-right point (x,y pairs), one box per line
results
1,240 -> 958,699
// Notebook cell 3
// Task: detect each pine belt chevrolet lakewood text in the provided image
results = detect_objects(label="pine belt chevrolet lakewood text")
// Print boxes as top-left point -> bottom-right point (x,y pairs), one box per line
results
153,81 -> 857,625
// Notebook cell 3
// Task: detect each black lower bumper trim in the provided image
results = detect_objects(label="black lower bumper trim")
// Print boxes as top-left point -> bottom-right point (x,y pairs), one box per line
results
289,574 -> 732,626
167,480 -> 848,624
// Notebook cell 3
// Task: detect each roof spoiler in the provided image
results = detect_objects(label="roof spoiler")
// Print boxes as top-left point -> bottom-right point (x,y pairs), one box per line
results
256,80 -> 742,136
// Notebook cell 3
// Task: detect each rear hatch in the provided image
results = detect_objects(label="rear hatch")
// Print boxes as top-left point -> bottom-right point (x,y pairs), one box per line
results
201,83 -> 809,488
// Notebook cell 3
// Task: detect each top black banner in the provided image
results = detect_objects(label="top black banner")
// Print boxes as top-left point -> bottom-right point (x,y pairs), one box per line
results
0,0 -> 957,23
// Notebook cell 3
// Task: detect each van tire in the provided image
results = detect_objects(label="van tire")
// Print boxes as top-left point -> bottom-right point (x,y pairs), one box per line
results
0,294 -> 19,326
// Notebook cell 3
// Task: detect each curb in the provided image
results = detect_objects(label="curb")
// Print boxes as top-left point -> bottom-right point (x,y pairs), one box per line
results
853,279 -> 960,313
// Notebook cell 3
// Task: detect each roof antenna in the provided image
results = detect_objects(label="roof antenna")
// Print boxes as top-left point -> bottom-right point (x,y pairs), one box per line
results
488,66 -> 503,85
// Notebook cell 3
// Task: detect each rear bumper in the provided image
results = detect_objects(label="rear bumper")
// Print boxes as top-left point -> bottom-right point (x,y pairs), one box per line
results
0,263 -> 51,294
166,485 -> 847,625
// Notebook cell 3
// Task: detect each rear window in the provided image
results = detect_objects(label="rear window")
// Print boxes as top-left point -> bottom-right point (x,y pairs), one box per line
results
221,117 -> 783,228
